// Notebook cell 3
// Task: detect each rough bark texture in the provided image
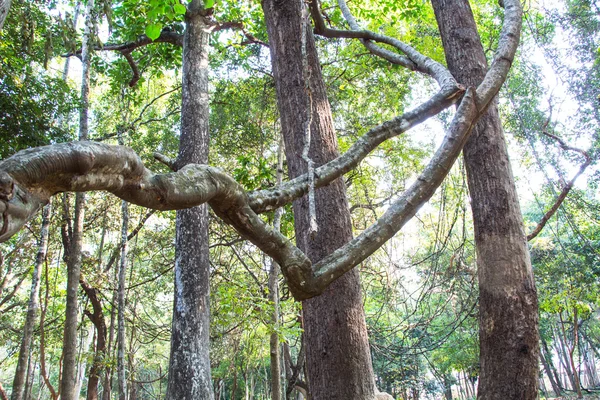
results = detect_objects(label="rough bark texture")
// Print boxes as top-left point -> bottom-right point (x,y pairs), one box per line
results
0,0 -> 11,33
268,136 -> 284,400
11,204 -> 51,400
262,1 -> 376,398
116,201 -> 128,400
60,1 -> 93,398
165,3 -> 213,399
431,0 -> 540,398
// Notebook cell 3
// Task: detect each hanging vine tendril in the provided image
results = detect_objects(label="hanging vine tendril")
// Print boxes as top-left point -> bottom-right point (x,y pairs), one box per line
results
300,0 -> 318,238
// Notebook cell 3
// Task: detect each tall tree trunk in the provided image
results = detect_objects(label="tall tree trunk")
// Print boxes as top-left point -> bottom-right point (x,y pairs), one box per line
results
443,374 -> 453,400
540,351 -> 562,396
262,1 -> 376,399
542,336 -> 563,392
81,279 -> 107,400
268,135 -> 284,400
165,2 -> 212,399
101,266 -> 118,400
431,0 -> 540,398
11,204 -> 51,400
116,200 -> 129,400
560,310 -> 583,398
60,1 -> 94,398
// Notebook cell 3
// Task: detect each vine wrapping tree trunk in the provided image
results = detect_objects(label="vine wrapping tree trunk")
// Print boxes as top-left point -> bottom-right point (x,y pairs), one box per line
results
165,1 -> 213,399
262,1 -> 378,398
431,0 -> 540,397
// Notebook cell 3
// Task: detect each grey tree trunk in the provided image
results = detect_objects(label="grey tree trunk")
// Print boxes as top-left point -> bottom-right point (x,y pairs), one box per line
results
262,1 -> 377,399
81,279 -> 107,400
60,1 -> 94,398
268,135 -> 284,400
11,204 -> 51,400
116,200 -> 129,400
165,2 -> 213,399
541,337 -> 563,395
0,0 -> 11,32
431,0 -> 540,398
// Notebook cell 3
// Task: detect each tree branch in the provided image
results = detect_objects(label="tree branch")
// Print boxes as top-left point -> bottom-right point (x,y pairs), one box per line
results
0,90 -> 477,300
527,131 -> 592,241
309,0 -> 456,89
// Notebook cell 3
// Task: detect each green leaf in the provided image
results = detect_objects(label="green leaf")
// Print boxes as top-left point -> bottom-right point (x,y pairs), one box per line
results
145,23 -> 162,40
173,3 -> 186,15
204,0 -> 214,9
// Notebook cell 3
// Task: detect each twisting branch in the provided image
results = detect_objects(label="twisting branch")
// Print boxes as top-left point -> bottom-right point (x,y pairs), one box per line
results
0,0 -> 522,300
527,128 -> 593,241
122,52 -> 140,87
249,85 -> 464,212
0,90 -> 477,300
64,30 -> 183,87
309,0 -> 456,89
212,21 -> 268,47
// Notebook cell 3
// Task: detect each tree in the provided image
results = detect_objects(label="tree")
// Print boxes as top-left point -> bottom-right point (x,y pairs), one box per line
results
60,1 -> 94,398
0,0 -> 548,397
261,0 -> 377,398
164,1 -> 213,399
431,0 -> 540,397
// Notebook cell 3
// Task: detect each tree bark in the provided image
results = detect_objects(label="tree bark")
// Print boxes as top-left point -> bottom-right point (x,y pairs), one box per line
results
431,0 -> 540,398
11,204 -> 51,400
80,278 -> 107,400
262,1 -> 377,399
116,200 -> 129,400
0,0 -> 11,33
269,135 -> 284,400
165,2 -> 213,399
541,336 -> 563,394
60,1 -> 94,398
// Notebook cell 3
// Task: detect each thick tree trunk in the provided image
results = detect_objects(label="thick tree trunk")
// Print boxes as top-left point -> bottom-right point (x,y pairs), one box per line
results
262,1 -> 376,399
60,1 -> 94,398
11,204 -> 51,400
165,2 -> 213,399
431,0 -> 540,398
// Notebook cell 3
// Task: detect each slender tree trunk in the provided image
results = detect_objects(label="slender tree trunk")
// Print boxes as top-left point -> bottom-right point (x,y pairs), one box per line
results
23,355 -> 34,400
101,266 -> 118,400
269,135 -> 284,400
561,310 -> 583,398
556,320 -> 577,390
11,204 -> 51,400
443,374 -> 453,400
540,352 -> 562,397
542,336 -> 563,392
165,2 -> 212,399
262,1 -> 376,398
81,279 -> 107,400
39,261 -> 58,400
431,0 -> 539,398
116,200 -> 129,400
60,1 -> 94,398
